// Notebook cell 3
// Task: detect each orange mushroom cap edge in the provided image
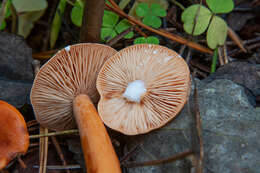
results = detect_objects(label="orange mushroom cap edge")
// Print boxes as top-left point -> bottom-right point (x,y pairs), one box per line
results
0,100 -> 29,170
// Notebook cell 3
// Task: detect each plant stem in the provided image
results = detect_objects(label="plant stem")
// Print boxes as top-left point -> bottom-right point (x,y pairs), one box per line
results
80,0 -> 105,42
170,0 -> 185,10
211,47 -> 218,73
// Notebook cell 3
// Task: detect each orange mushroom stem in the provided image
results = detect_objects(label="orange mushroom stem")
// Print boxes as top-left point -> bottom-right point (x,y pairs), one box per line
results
73,94 -> 121,172
0,100 -> 29,170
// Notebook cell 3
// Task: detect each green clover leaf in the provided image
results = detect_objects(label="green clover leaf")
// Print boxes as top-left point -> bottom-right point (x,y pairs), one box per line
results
101,27 -> 117,41
134,36 -> 159,44
207,16 -> 227,49
101,10 -> 134,42
115,19 -> 134,39
136,2 -> 166,29
181,4 -> 212,36
102,10 -> 119,28
143,15 -> 162,28
206,0 -> 234,14
150,3 -> 166,17
136,3 -> 149,17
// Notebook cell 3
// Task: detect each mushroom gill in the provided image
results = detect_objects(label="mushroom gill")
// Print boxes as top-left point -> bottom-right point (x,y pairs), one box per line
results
97,44 -> 190,135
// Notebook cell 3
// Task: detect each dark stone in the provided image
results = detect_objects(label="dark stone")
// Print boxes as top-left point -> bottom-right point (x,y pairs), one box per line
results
0,78 -> 32,107
0,32 -> 33,82
127,79 -> 260,173
203,62 -> 260,97
227,12 -> 254,31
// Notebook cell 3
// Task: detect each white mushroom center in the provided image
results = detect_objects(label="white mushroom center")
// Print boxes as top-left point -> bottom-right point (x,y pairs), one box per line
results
123,80 -> 146,103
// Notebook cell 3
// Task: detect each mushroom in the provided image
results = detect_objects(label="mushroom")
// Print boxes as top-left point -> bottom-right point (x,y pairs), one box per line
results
0,100 -> 29,170
30,43 -> 121,173
97,44 -> 191,135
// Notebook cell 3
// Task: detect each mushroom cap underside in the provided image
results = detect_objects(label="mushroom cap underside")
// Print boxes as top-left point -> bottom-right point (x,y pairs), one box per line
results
0,100 -> 29,170
97,44 -> 191,135
30,43 -> 117,131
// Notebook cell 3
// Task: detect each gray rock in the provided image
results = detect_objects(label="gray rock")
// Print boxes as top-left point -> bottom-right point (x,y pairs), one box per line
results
0,32 -> 33,107
126,79 -> 260,173
0,32 -> 33,82
0,78 -> 32,107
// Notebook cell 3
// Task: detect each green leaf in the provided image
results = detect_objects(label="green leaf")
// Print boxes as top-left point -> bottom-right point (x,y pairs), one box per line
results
12,0 -> 47,13
0,20 -> 6,30
207,16 -> 227,49
134,37 -> 147,44
136,3 -> 149,17
134,36 -> 159,44
150,3 -> 166,17
101,28 -> 117,41
146,36 -> 159,44
1,0 -> 12,18
206,0 -> 234,14
102,10 -> 119,28
119,0 -> 131,10
18,10 -> 45,38
181,4 -> 212,36
115,19 -> 134,39
71,0 -> 84,27
50,0 -> 66,48
143,15 -> 161,28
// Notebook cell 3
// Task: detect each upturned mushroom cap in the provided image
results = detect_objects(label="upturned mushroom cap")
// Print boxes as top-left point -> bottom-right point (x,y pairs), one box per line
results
30,43 -> 117,131
97,44 -> 191,135
0,100 -> 29,170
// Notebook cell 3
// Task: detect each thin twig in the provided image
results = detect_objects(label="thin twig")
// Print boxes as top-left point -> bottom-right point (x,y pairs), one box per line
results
51,136 -> 70,173
107,26 -> 135,46
106,0 -> 213,54
29,129 -> 79,139
192,74 -> 204,173
26,120 -> 38,128
17,156 -> 26,169
122,150 -> 193,168
179,45 -> 186,56
120,143 -> 141,163
170,0 -> 185,10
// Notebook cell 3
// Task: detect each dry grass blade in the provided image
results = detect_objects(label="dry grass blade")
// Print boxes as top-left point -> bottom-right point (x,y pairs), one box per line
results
32,60 -> 49,173
30,129 -> 79,139
39,127 -> 48,173
107,26 -> 135,46
227,26 -> 247,53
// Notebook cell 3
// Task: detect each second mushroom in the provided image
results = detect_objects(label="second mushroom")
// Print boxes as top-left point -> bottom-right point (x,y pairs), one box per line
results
30,43 -> 121,173
97,44 -> 191,135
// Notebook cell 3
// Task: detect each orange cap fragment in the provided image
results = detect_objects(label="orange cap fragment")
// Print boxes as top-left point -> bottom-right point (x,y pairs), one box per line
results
0,100 -> 29,170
